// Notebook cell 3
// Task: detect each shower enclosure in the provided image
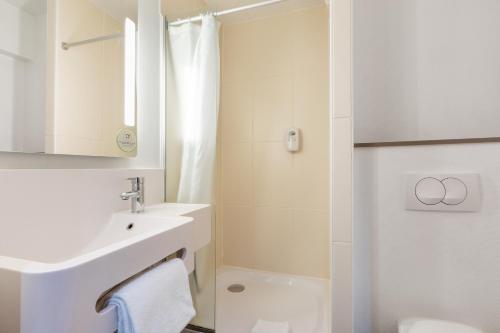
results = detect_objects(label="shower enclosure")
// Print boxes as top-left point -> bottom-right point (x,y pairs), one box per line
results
164,0 -> 332,332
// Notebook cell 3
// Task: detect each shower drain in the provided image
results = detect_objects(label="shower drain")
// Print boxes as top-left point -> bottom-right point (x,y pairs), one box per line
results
227,284 -> 245,293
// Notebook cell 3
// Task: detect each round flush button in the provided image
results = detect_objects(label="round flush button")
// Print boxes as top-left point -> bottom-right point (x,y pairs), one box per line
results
442,177 -> 467,205
415,177 -> 446,205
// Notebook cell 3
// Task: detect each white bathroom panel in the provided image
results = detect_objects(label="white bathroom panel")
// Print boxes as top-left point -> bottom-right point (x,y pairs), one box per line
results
405,174 -> 481,212
354,0 -> 500,143
354,144 -> 500,333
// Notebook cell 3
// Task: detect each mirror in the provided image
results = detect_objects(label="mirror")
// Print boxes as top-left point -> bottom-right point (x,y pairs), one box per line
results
354,0 -> 500,145
0,0 -> 138,157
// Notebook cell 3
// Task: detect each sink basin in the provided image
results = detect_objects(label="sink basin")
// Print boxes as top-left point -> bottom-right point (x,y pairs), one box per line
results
0,203 -> 211,333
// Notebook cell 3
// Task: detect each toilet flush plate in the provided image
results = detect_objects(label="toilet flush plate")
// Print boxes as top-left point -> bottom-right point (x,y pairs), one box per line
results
405,173 -> 481,212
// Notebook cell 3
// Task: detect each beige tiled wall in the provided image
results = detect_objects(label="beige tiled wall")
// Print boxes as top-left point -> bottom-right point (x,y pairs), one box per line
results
219,5 -> 331,279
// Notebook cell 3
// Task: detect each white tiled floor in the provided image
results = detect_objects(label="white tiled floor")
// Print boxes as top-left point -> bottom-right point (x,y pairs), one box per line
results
216,266 -> 330,333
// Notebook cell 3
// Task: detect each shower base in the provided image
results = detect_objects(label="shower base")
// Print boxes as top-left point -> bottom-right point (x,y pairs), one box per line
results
216,266 -> 330,333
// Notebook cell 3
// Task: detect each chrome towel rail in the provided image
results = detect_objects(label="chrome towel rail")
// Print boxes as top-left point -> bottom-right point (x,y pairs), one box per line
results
62,32 -> 123,50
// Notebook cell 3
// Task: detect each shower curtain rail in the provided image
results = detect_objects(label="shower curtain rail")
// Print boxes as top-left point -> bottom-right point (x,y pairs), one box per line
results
168,0 -> 288,26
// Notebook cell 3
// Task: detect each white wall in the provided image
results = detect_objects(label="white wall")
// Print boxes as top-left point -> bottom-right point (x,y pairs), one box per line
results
354,0 -> 500,143
331,0 -> 354,332
353,147 -> 373,333
354,143 -> 500,333
0,0 -> 164,169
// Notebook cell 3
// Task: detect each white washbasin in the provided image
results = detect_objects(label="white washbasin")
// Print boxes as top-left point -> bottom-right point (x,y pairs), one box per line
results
0,203 -> 211,333
399,318 -> 484,333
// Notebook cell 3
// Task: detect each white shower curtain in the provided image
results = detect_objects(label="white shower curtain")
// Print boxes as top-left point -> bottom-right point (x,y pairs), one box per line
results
167,15 -> 220,330
168,15 -> 220,204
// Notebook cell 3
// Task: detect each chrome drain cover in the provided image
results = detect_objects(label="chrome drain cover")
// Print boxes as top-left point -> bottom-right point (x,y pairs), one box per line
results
227,284 -> 245,293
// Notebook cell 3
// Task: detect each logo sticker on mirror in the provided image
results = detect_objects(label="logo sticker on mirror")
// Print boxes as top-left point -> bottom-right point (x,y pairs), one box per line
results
116,128 -> 137,153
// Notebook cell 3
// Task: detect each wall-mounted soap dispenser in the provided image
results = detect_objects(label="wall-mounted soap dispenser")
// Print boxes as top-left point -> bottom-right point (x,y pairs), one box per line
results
287,128 -> 300,152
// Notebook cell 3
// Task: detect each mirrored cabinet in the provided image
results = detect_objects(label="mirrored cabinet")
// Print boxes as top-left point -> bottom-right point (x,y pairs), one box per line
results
0,0 -> 138,157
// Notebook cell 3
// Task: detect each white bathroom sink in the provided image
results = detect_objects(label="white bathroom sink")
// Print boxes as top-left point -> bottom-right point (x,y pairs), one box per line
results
0,203 -> 211,333
399,318 -> 484,333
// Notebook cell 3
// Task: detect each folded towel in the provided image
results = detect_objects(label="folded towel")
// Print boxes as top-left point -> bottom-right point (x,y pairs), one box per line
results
108,258 -> 196,333
251,319 -> 290,333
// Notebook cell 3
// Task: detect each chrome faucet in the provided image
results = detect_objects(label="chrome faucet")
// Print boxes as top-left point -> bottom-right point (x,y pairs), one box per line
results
121,177 -> 145,213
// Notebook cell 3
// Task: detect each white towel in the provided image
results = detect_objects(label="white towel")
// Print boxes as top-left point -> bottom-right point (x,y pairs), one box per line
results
108,258 -> 196,333
251,319 -> 290,333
